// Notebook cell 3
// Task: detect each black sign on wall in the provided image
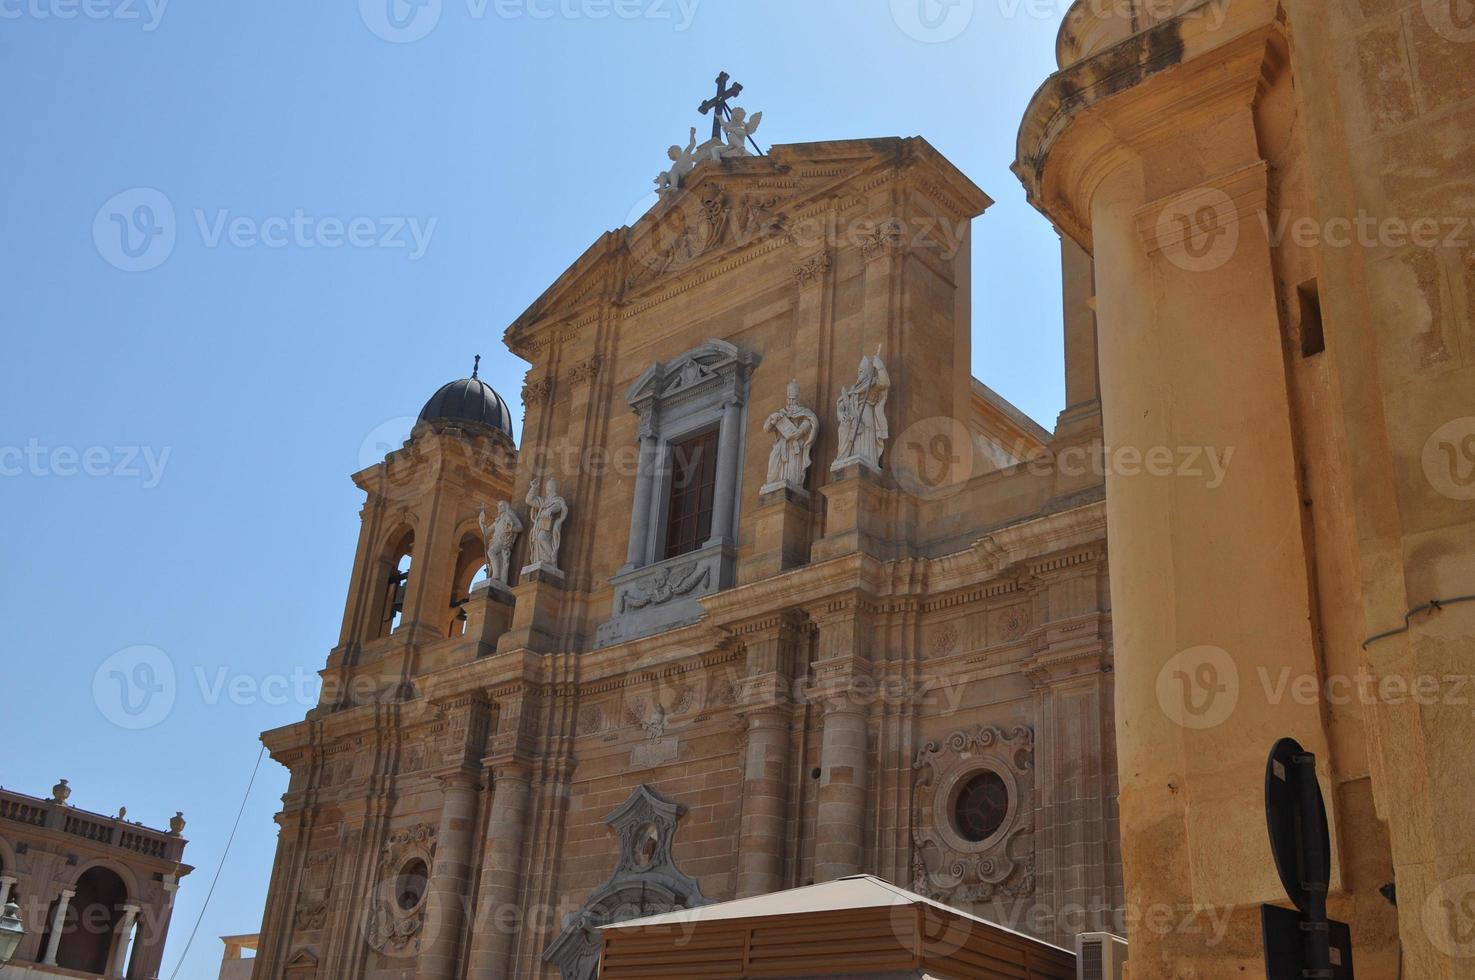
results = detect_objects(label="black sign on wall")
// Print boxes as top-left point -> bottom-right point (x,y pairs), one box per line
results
1261,737 -> 1355,979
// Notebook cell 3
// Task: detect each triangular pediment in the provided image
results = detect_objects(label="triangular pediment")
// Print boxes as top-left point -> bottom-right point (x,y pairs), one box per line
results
504,137 -> 991,360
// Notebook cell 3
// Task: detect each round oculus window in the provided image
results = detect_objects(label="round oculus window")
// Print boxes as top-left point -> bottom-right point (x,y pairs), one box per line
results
953,770 -> 1009,843
396,858 -> 429,911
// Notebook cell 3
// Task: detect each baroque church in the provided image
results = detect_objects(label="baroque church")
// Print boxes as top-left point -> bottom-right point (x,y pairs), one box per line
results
252,0 -> 1475,974
248,109 -> 1120,978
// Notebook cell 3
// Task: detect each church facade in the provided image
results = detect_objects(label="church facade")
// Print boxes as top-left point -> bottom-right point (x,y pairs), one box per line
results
250,135 -> 1120,979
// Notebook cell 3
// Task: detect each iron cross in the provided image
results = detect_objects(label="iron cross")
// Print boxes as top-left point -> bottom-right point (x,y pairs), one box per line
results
698,71 -> 743,141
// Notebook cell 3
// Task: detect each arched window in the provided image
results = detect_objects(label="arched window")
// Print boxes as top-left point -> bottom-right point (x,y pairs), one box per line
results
49,866 -> 128,975
447,534 -> 489,637
376,531 -> 414,638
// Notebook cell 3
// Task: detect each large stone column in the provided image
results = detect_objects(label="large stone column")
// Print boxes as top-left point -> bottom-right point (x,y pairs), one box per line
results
0,875 -> 14,908
416,771 -> 480,979
1015,5 -> 1338,970
465,761 -> 532,980
737,708 -> 792,897
41,887 -> 74,965
814,700 -> 869,881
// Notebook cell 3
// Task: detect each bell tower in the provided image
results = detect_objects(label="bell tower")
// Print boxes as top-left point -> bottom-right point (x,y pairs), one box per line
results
319,362 -> 519,710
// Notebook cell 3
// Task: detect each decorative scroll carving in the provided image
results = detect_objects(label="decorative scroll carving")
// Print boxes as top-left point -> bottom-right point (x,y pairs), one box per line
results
543,785 -> 711,980
792,250 -> 831,286
363,823 -> 437,957
522,376 -> 552,407
569,355 -> 603,385
911,725 -> 1036,905
618,561 -> 710,613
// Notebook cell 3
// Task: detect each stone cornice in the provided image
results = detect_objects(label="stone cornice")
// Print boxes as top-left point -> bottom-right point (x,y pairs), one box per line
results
1012,0 -> 1280,249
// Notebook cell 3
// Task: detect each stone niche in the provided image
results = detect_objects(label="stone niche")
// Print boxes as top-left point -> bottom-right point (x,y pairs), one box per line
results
596,339 -> 759,647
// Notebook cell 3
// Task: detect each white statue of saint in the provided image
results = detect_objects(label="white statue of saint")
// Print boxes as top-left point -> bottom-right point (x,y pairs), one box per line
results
478,500 -> 523,586
523,477 -> 570,575
654,127 -> 699,198
761,379 -> 819,494
710,106 -> 761,160
832,346 -> 890,472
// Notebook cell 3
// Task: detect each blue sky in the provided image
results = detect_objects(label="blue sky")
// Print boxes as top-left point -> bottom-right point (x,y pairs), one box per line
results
0,1 -> 1069,975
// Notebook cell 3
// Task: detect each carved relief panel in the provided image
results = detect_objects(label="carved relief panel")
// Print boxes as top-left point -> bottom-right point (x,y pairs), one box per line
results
911,724 -> 1036,904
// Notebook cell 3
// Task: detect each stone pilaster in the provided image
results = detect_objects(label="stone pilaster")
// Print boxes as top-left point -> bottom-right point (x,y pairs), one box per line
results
465,760 -> 533,980
814,699 -> 869,881
415,770 -> 481,979
737,708 -> 794,897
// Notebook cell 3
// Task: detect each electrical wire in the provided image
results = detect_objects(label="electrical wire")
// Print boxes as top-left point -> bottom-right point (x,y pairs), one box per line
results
165,744 -> 266,980
1361,595 -> 1475,649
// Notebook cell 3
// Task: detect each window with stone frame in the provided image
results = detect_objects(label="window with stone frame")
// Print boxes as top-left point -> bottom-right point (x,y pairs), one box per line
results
662,427 -> 720,560
595,339 -> 759,648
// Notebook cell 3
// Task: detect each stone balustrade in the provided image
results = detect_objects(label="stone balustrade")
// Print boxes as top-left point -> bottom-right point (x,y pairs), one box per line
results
0,787 -> 186,863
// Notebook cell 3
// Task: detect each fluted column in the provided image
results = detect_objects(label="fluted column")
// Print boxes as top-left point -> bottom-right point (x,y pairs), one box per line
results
706,396 -> 743,546
42,888 -> 74,965
465,761 -> 533,979
415,771 -> 481,979
814,700 -> 869,881
737,708 -> 792,897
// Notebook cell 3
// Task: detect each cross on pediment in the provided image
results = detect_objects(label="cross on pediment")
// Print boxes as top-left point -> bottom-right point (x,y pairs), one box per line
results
698,71 -> 743,141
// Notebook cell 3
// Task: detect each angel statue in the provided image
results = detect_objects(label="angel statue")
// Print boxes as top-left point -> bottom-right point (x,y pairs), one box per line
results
478,500 -> 523,586
654,126 -> 700,199
761,379 -> 819,494
522,477 -> 570,575
832,346 -> 891,472
713,106 -> 762,160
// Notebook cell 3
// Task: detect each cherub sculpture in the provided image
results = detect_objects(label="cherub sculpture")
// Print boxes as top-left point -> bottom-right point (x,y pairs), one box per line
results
654,126 -> 699,198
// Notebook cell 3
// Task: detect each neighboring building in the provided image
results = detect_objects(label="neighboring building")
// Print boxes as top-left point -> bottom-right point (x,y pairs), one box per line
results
217,934 -> 258,980
1015,0 -> 1473,975
0,782 -> 190,979
249,135 -> 1120,979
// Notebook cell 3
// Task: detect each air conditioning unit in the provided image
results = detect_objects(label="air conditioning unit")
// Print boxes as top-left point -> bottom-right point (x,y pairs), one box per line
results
1075,932 -> 1128,980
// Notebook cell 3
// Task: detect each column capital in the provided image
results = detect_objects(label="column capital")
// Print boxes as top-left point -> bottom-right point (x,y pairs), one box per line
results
433,768 -> 483,793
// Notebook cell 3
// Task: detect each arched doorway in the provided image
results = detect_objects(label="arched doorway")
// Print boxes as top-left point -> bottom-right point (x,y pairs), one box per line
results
52,865 -> 129,975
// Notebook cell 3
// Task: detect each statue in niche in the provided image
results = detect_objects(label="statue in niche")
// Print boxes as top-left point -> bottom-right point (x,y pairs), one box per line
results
833,346 -> 891,472
523,478 -> 569,574
761,378 -> 819,494
654,127 -> 699,199
478,501 -> 523,586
